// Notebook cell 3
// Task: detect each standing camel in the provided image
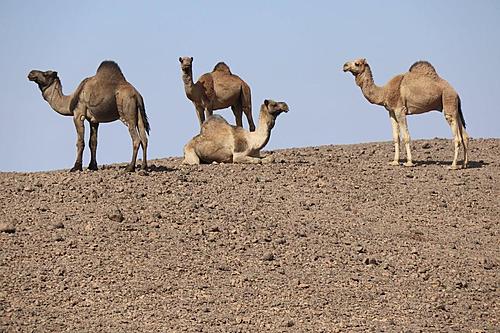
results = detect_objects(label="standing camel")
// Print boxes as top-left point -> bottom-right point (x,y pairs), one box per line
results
179,56 -> 255,131
28,61 -> 150,172
343,59 -> 468,169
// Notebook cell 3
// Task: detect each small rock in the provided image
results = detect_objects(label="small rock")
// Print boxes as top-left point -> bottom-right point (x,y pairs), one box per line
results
356,246 -> 366,253
262,252 -> 275,261
276,238 -> 286,245
138,170 -> 149,176
422,143 -> 432,149
153,212 -> 162,219
208,226 -> 220,232
54,235 -> 64,242
284,320 -> 295,327
108,208 -> 124,222
0,223 -> 16,234
364,257 -> 379,265
52,222 -> 64,229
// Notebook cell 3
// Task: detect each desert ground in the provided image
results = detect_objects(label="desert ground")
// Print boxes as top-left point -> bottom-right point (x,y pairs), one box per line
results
0,138 -> 498,332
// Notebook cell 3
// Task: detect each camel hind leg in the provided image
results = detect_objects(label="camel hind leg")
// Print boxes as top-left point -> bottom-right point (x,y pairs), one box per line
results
117,91 -> 140,172
443,94 -> 463,170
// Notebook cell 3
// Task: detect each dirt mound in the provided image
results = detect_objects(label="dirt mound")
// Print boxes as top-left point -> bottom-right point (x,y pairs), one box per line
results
1,139 -> 498,332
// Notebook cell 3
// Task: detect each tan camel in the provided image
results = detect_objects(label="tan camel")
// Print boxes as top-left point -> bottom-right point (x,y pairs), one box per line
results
28,61 -> 150,172
183,99 -> 288,164
179,57 -> 255,131
343,58 -> 468,169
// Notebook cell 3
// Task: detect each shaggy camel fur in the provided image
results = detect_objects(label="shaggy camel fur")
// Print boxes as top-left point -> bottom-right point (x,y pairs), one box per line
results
179,57 -> 255,131
28,61 -> 150,172
183,99 -> 288,164
343,59 -> 468,169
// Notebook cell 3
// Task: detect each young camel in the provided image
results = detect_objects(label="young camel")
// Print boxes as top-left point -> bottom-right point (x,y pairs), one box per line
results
183,99 -> 288,164
343,59 -> 468,169
179,57 -> 255,131
28,61 -> 150,172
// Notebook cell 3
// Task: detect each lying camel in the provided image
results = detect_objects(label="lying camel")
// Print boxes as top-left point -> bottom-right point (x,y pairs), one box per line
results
183,99 -> 289,164
28,61 -> 150,172
179,56 -> 255,131
343,58 -> 468,169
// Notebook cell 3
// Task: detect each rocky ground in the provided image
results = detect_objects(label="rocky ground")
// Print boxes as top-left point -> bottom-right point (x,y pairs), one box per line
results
0,138 -> 498,332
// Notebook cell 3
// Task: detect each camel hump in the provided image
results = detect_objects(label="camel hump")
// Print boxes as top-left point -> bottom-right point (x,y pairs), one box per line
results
212,62 -> 232,75
96,60 -> 126,81
409,61 -> 438,77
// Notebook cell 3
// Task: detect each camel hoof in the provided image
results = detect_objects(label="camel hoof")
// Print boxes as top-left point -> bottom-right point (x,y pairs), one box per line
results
88,163 -> 98,171
125,165 -> 135,172
70,163 -> 82,172
262,155 -> 275,164
448,164 -> 459,170
403,161 -> 415,167
388,161 -> 400,166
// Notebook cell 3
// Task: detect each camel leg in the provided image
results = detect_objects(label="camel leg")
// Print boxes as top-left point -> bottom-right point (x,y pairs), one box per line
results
125,123 -> 141,172
88,122 -> 99,171
137,118 -> 148,171
231,105 -> 244,128
195,105 -> 205,127
244,106 -> 256,132
204,108 -> 214,121
71,115 -> 85,172
397,109 -> 414,167
461,128 -> 469,168
444,113 -> 461,170
233,153 -> 262,164
388,111 -> 401,166
183,142 -> 200,165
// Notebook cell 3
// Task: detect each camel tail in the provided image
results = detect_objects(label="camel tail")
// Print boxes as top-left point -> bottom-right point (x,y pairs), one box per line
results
457,95 -> 466,129
136,93 -> 150,135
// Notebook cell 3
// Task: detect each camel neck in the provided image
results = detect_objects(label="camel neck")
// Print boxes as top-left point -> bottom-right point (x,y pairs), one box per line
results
356,65 -> 385,106
181,68 -> 195,98
42,79 -> 73,116
251,108 -> 275,150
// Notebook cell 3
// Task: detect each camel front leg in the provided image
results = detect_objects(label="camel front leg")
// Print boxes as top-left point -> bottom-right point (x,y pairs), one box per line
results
195,105 -> 205,127
388,111 -> 401,166
233,153 -> 262,164
182,142 -> 200,165
71,115 -> 85,172
397,109 -> 414,167
88,122 -> 99,171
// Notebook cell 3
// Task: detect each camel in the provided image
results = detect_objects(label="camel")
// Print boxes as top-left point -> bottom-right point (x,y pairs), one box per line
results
343,58 -> 468,169
28,61 -> 150,172
183,99 -> 288,164
179,56 -> 255,131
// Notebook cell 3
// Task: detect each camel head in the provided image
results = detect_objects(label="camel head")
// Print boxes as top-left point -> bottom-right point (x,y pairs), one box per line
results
343,58 -> 368,76
263,99 -> 289,118
179,56 -> 193,72
28,70 -> 59,89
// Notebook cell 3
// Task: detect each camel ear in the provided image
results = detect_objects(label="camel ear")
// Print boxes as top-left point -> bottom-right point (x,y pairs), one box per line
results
360,58 -> 366,64
190,57 -> 193,62
264,99 -> 270,107
178,57 -> 182,63
48,71 -> 58,77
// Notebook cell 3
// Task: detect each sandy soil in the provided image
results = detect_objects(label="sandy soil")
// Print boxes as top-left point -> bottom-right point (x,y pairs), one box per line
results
1,138 -> 498,332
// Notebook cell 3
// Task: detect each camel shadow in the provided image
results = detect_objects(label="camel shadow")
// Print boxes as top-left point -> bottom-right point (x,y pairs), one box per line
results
413,160 -> 487,169
112,164 -> 176,173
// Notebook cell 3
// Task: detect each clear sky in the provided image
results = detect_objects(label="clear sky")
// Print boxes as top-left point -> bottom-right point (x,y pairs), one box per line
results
1,0 -> 499,171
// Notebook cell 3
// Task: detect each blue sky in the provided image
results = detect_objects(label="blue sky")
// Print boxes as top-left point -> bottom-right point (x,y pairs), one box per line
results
1,1 -> 499,171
